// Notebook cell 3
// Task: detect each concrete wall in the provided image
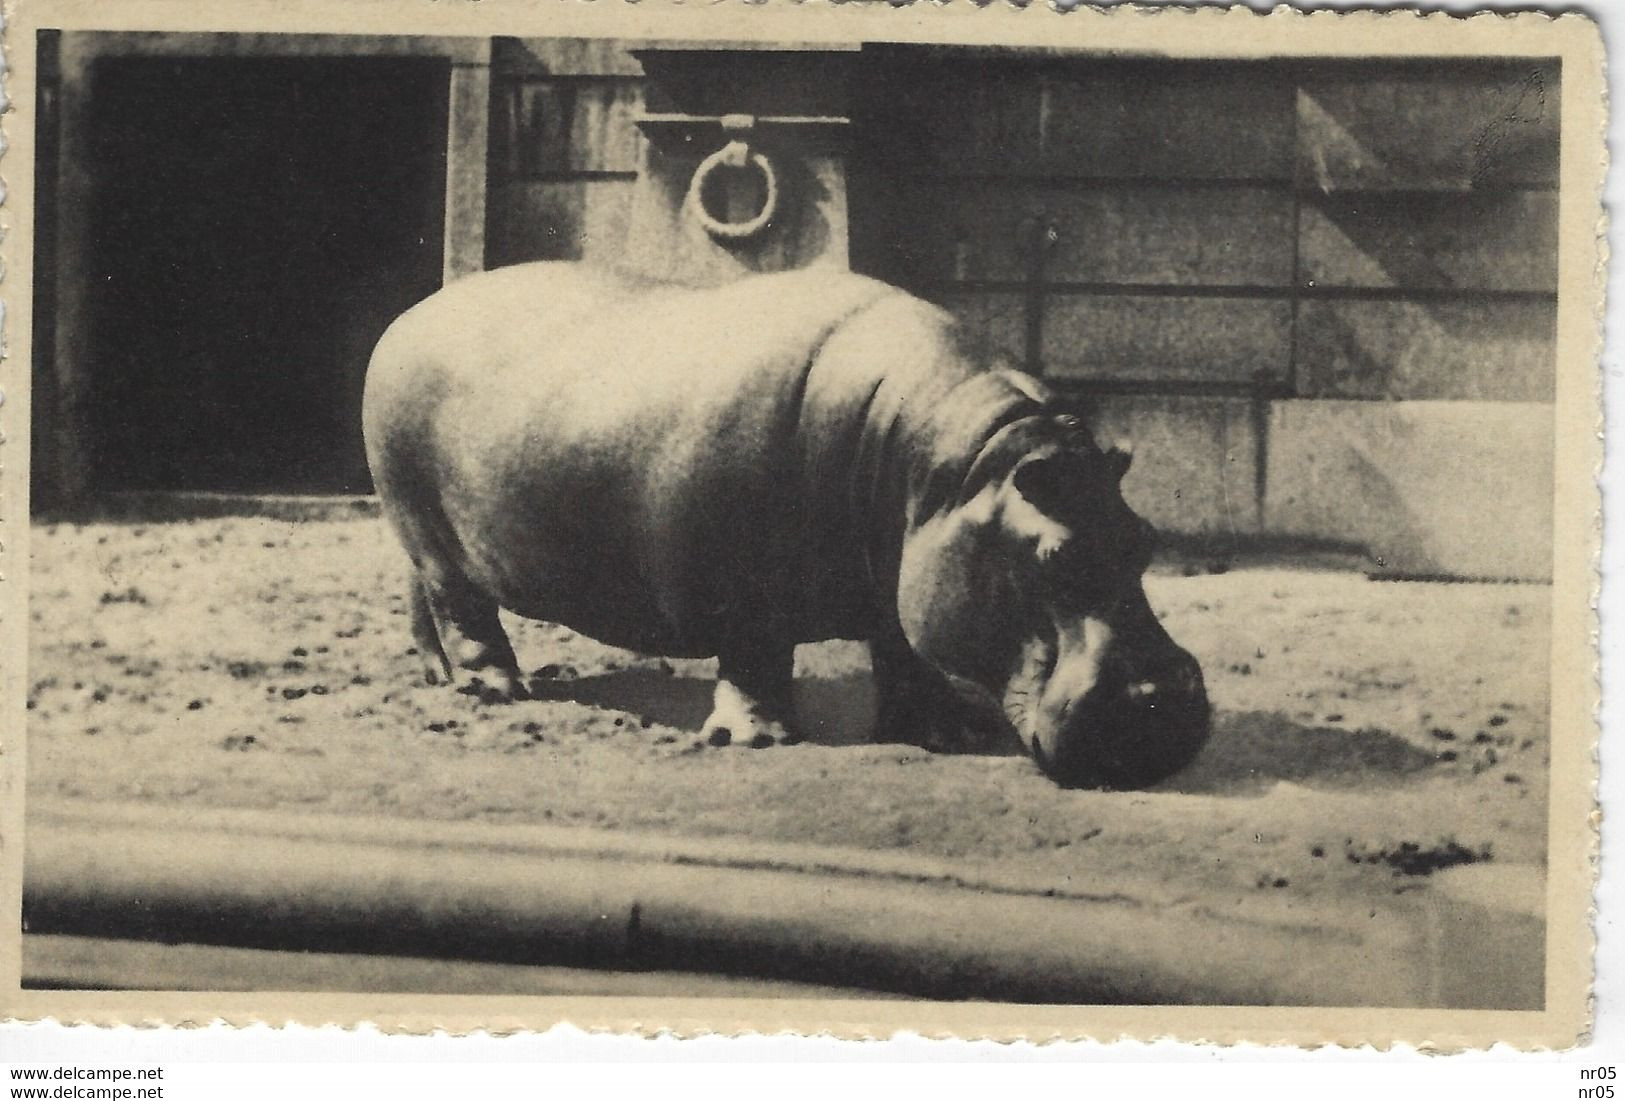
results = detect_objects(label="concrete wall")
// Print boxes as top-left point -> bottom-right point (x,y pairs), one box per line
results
850,49 -> 1560,579
483,40 -> 853,283
33,37 -> 1561,579
1089,397 -> 1261,537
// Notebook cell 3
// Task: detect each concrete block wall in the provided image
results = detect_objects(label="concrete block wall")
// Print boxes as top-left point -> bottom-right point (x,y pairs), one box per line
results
852,50 -> 1560,580
479,43 -> 1562,580
1083,397 -> 1556,580
1088,397 -> 1261,538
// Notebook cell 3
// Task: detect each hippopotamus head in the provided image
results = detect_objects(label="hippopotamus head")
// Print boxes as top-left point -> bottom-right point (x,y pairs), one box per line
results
895,398 -> 1210,789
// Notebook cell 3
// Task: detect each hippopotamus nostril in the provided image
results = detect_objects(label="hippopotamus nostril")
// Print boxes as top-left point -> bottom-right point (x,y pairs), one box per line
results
1030,673 -> 1211,790
1125,650 -> 1205,702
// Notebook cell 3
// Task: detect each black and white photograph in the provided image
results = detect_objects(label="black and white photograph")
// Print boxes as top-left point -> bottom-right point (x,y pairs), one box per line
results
2,2 -> 1603,1050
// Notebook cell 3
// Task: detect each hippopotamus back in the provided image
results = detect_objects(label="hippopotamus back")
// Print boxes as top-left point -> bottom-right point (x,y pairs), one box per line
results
366,263 -> 988,654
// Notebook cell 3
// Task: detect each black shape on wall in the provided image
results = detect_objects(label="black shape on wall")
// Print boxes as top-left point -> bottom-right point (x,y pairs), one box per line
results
85,56 -> 449,493
32,31 -> 63,511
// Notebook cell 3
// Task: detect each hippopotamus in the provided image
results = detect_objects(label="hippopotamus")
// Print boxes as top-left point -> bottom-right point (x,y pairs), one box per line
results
362,262 -> 1209,788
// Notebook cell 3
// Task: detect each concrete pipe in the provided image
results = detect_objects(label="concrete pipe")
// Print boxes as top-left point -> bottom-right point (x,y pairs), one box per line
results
23,800 -> 1541,1007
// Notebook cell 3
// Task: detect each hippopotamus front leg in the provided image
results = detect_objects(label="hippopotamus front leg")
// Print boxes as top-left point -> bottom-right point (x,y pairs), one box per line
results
702,640 -> 797,748
414,568 -> 526,703
871,629 -> 1009,753
871,630 -> 964,751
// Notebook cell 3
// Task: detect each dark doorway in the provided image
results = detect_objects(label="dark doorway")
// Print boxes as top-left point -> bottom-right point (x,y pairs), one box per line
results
85,56 -> 449,492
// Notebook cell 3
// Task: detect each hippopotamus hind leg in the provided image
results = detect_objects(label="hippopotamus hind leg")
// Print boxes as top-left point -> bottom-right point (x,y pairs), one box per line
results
417,568 -> 526,703
409,579 -> 452,686
703,641 -> 797,749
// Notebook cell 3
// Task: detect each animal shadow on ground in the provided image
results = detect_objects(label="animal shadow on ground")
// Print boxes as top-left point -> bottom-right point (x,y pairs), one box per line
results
530,674 -> 1436,791
1161,710 -> 1441,796
530,669 -> 881,747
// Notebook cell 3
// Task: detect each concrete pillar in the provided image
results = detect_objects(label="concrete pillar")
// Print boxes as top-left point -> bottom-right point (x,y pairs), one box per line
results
40,34 -> 97,505
625,47 -> 854,286
443,52 -> 491,283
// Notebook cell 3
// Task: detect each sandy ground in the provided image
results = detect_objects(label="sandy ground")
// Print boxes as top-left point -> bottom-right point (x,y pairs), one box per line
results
26,512 -> 1550,921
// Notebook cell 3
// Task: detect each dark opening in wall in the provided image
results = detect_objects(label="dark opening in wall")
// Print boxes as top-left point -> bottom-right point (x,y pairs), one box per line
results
83,55 -> 449,493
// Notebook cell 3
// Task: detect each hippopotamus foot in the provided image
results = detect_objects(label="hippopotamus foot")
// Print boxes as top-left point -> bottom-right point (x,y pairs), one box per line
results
701,645 -> 798,749
871,631 -> 1003,753
416,574 -> 526,703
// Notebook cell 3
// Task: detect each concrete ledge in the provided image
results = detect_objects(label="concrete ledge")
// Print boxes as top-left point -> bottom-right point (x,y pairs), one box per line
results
35,491 -> 382,524
1264,401 -> 1554,581
24,801 -> 1541,1008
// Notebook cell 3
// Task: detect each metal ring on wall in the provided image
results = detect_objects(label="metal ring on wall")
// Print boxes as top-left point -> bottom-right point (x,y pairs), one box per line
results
684,140 -> 779,244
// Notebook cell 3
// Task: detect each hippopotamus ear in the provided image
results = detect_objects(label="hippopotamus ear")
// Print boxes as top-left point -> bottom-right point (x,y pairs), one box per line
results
1011,452 -> 1084,519
1013,444 -> 1130,516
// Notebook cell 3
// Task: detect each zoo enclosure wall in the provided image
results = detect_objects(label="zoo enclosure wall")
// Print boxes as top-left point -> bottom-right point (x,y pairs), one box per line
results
29,32 -> 1560,580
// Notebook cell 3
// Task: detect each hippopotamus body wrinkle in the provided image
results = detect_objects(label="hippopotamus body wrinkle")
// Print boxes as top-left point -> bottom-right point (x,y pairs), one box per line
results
364,262 -> 1210,787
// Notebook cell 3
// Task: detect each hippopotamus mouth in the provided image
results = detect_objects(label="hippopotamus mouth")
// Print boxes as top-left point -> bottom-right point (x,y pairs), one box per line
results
1001,626 -> 1211,790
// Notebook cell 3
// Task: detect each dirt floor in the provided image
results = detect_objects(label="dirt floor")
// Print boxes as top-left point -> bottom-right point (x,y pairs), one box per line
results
26,511 -> 1550,921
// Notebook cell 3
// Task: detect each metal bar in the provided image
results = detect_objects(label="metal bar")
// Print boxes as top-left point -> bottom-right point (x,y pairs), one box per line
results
636,111 -> 850,128
861,45 -> 1557,78
500,73 -> 646,87
1064,385 -> 1540,404
1049,378 -> 1292,399
636,112 -> 850,155
852,168 -> 1293,190
1295,182 -> 1561,197
928,281 -> 1558,304
498,170 -> 641,184
850,170 -> 1556,197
